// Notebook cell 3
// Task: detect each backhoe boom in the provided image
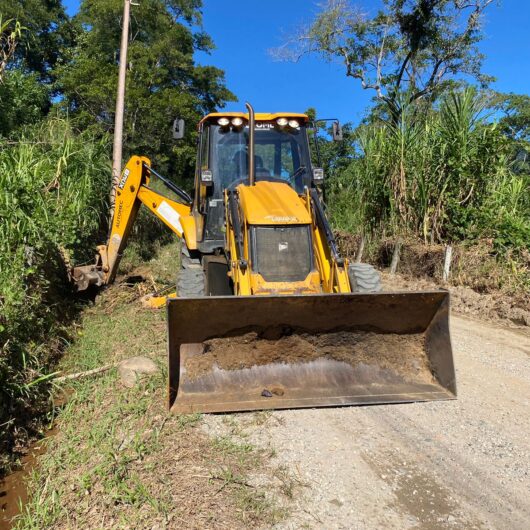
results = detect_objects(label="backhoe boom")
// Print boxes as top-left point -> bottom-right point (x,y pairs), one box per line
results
71,156 -> 192,291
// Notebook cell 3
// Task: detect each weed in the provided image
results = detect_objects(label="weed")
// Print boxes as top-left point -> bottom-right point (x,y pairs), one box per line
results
236,488 -> 288,525
212,435 -> 256,466
0,118 -> 110,471
174,413 -> 202,430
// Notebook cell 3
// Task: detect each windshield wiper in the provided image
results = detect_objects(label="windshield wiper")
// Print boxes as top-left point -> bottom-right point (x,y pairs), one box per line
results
290,165 -> 306,181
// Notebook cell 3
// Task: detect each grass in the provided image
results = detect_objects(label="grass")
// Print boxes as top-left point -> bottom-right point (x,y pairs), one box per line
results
327,88 -> 529,255
14,241 -> 292,529
0,118 -> 110,473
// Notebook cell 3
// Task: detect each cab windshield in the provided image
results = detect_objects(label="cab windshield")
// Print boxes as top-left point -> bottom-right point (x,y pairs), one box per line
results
210,123 -> 312,194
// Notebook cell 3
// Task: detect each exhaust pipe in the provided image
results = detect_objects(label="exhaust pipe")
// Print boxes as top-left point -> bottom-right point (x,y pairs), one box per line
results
245,102 -> 255,186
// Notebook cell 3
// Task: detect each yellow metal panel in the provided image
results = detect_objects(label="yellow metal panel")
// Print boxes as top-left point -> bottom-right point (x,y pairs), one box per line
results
104,155 -> 150,280
137,187 -> 191,238
237,181 -> 312,225
180,215 -> 198,250
250,271 -> 322,295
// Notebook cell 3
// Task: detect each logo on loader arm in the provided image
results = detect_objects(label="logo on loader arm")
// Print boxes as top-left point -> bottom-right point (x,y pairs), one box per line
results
118,169 -> 130,190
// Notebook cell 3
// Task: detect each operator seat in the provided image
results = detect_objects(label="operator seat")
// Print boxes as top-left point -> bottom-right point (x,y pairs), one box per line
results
255,155 -> 271,178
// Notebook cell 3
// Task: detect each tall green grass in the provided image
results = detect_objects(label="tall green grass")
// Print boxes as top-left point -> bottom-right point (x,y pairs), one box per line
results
0,118 -> 110,470
328,88 -> 530,252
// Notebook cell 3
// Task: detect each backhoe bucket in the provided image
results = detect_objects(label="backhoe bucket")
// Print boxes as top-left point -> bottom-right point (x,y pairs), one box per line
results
167,292 -> 455,413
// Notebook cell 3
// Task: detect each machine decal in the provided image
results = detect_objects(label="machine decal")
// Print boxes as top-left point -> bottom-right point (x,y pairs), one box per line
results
157,201 -> 183,234
118,168 -> 130,190
265,215 -> 298,223
115,201 -> 123,228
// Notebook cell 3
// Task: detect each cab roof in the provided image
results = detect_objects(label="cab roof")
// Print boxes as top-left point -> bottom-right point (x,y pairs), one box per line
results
199,112 -> 309,128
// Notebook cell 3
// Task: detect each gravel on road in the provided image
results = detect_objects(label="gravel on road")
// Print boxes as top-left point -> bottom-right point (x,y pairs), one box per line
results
203,315 -> 530,529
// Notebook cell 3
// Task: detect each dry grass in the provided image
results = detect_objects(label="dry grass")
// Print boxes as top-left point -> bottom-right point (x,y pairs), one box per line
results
337,233 -> 529,298
336,232 -> 529,326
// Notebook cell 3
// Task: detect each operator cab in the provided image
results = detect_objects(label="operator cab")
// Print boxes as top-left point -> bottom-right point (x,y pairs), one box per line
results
195,113 -> 315,251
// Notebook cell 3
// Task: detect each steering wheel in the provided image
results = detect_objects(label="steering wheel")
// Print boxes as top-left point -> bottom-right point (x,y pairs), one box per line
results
225,177 -> 249,191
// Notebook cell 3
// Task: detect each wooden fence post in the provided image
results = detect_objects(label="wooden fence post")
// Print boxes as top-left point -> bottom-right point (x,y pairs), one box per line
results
443,245 -> 453,282
390,239 -> 402,275
355,235 -> 365,263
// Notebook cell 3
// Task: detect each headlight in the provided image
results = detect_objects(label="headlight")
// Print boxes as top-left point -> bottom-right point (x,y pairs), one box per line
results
276,117 -> 288,127
217,117 -> 230,126
231,117 -> 244,127
288,119 -> 299,128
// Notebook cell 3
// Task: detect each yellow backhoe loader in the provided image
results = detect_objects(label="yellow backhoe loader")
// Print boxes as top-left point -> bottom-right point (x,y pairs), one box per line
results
72,103 -> 456,413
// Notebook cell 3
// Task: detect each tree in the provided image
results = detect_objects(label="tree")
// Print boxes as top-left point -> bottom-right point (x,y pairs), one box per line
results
54,0 -> 235,179
272,0 -> 494,121
491,92 -> 530,176
0,70 -> 49,135
494,93 -> 530,143
0,15 -> 22,81
0,15 -> 50,135
0,0 -> 73,80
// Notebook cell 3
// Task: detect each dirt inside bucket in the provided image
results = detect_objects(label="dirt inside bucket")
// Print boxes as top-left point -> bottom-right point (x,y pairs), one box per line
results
184,331 -> 435,385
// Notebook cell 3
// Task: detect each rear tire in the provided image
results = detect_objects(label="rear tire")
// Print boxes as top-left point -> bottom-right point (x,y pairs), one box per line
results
348,263 -> 382,293
177,247 -> 205,297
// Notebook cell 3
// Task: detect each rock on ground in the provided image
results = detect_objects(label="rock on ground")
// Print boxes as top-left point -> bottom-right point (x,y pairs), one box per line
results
118,356 -> 158,388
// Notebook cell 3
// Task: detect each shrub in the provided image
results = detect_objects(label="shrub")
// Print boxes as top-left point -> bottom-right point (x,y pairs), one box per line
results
327,89 -> 530,252
0,118 -> 110,468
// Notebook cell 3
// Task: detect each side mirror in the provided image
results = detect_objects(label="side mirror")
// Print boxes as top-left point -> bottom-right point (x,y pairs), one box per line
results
173,118 -> 185,140
313,168 -> 324,183
332,122 -> 343,142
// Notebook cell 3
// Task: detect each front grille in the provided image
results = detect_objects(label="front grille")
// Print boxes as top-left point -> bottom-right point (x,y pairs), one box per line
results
252,225 -> 312,282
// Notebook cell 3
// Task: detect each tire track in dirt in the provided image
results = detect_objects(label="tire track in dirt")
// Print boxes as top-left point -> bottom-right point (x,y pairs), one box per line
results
208,315 -> 530,529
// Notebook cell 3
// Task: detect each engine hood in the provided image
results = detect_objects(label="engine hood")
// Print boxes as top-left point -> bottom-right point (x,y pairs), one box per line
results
236,180 -> 311,225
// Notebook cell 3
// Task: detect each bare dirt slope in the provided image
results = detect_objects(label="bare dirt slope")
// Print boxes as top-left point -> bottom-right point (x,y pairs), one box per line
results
203,315 -> 530,529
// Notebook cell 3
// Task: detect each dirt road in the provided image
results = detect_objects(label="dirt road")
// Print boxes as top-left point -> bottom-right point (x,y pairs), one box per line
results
204,315 -> 530,529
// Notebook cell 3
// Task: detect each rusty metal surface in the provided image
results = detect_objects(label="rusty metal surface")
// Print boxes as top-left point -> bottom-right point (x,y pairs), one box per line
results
167,291 -> 456,413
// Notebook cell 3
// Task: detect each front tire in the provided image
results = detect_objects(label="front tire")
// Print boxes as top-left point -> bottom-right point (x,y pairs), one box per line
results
177,247 -> 205,297
348,263 -> 382,293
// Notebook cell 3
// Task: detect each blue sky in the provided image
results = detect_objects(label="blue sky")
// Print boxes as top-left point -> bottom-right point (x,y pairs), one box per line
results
64,0 -> 530,124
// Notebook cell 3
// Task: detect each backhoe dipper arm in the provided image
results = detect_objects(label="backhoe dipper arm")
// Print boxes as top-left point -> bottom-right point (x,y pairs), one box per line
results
71,156 -> 192,291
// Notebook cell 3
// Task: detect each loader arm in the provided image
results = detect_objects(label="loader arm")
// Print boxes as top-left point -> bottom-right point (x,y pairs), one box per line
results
71,156 -> 192,291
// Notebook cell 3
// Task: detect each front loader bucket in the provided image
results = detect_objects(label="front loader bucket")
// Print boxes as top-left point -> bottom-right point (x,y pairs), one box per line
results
167,292 -> 455,413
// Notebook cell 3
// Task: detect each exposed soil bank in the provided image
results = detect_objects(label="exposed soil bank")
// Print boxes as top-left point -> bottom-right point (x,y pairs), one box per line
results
383,272 -> 530,329
337,233 -> 530,328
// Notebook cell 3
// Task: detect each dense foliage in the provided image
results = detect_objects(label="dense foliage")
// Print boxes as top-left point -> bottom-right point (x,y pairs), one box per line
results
0,0 -> 72,79
326,88 -> 530,253
55,0 -> 235,175
0,120 -> 110,462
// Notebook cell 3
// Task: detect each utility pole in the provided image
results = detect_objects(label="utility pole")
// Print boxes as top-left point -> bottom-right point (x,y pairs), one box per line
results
110,0 -> 131,218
